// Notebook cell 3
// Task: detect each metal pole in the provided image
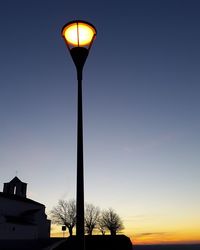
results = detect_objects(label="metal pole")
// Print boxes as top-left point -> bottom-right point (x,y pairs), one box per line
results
76,69 -> 85,250
69,46 -> 88,250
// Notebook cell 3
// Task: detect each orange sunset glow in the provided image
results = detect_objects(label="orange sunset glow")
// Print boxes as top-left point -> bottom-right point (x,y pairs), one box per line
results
50,221 -> 200,245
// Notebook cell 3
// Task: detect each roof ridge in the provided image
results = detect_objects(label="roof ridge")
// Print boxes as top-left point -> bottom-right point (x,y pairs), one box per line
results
0,192 -> 44,207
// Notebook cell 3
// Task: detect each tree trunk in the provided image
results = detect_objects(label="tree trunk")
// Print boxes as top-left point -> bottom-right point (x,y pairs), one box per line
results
68,227 -> 73,236
101,230 -> 105,235
111,230 -> 116,236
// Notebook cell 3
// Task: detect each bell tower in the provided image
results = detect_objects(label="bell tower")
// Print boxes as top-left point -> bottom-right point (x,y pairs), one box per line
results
3,177 -> 27,198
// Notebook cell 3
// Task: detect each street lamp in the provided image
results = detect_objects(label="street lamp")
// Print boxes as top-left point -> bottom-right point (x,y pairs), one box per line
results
61,20 -> 97,249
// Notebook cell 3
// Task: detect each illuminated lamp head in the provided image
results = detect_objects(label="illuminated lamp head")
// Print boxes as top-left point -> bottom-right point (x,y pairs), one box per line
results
62,20 -> 97,48
61,20 -> 97,78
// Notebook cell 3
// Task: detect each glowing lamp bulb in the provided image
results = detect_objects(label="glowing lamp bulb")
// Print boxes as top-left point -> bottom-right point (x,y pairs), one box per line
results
62,22 -> 96,46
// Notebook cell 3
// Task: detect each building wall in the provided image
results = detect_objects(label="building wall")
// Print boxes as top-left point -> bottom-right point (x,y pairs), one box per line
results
0,222 -> 38,240
37,219 -> 51,238
0,197 -> 50,239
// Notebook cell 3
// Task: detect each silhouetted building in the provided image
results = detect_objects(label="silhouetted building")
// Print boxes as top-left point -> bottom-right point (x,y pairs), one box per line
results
0,177 -> 50,239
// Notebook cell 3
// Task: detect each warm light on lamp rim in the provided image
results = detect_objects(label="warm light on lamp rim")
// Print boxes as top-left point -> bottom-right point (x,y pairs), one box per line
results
62,20 -> 97,46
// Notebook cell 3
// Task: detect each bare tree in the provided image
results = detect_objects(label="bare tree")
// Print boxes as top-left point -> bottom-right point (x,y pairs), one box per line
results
99,208 -> 124,235
50,199 -> 76,236
97,217 -> 107,235
85,204 -> 100,235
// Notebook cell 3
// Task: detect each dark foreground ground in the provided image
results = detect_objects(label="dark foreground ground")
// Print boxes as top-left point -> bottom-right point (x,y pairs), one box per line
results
0,238 -> 63,250
0,237 -> 199,250
0,235 -> 132,250
54,235 -> 132,250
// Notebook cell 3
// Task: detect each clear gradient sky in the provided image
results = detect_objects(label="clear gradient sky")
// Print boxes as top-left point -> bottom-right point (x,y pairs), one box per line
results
0,0 -> 200,245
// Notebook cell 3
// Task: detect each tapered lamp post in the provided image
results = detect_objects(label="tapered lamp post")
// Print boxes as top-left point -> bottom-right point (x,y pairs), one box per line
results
61,20 -> 97,249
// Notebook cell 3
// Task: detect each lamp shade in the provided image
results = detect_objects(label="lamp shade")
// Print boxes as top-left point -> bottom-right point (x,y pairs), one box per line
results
62,21 -> 97,47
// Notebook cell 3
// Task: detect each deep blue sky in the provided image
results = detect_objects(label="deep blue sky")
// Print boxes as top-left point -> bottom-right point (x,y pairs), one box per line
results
0,0 -> 200,243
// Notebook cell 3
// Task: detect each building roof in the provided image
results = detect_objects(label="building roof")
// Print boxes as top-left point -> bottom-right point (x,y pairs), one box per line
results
9,176 -> 27,184
0,192 -> 44,207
